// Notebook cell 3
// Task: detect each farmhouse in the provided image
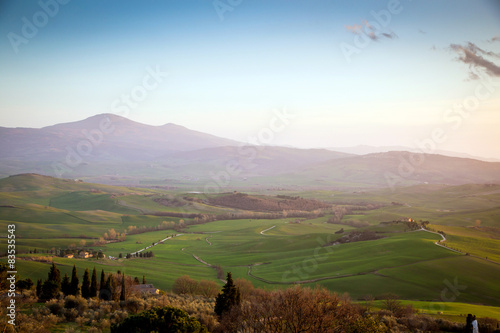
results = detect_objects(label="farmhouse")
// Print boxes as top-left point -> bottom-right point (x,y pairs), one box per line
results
132,284 -> 160,295
78,251 -> 92,259
64,254 -> 74,259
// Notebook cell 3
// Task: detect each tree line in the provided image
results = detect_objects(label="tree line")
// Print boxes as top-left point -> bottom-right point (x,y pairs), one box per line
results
35,263 -> 145,302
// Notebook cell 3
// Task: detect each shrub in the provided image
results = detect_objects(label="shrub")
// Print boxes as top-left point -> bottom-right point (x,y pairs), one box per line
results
46,298 -> 65,315
110,306 -> 208,333
173,275 -> 199,295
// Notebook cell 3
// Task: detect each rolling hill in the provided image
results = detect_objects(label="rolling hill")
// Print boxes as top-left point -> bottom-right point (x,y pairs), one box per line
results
0,113 -> 239,161
282,151 -> 500,188
2,114 -> 500,189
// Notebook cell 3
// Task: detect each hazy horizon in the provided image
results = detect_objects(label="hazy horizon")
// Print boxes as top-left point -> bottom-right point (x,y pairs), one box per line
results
1,0 -> 500,159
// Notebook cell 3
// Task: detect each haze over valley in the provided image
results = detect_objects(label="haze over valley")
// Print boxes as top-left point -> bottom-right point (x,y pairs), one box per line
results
1,0 -> 499,331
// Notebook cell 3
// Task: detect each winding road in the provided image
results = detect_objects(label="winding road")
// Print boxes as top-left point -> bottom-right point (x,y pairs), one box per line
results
419,228 -> 463,254
130,233 -> 183,256
260,225 -> 276,235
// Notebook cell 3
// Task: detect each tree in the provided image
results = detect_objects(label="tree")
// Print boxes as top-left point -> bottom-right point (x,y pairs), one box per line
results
0,263 -> 9,290
110,306 -> 208,333
16,278 -> 33,293
120,274 -> 126,301
90,267 -> 98,298
214,272 -> 241,317
81,268 -> 91,298
41,280 -> 60,300
142,275 -> 146,284
173,275 -> 198,295
70,264 -> 80,296
36,278 -> 43,298
61,273 -> 71,296
47,263 -> 61,288
199,280 -> 219,298
101,273 -> 115,301
99,269 -> 107,300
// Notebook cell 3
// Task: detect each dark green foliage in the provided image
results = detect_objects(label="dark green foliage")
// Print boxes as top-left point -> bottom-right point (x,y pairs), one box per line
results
110,306 -> 208,333
214,272 -> 241,317
101,274 -> 115,301
99,269 -> 107,300
61,273 -> 71,296
36,278 -> 43,297
70,264 -> 80,296
142,275 -> 146,284
16,278 -> 33,292
41,280 -> 60,300
90,267 -> 98,298
120,274 -> 126,301
0,263 -> 8,290
47,263 -> 61,288
81,268 -> 90,298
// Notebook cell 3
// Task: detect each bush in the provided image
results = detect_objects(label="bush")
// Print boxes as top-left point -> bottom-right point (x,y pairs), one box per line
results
173,275 -> 199,295
123,296 -> 145,314
110,306 -> 208,333
46,298 -> 65,315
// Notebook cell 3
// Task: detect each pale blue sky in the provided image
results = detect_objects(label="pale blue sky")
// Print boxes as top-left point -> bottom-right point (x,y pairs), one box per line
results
1,0 -> 499,158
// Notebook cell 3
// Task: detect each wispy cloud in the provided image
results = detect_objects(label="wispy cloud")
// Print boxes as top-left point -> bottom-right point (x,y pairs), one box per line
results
344,24 -> 363,34
449,41 -> 500,78
344,20 -> 397,42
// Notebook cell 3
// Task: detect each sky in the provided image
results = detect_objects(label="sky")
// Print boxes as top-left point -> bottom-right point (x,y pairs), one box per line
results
1,0 -> 500,159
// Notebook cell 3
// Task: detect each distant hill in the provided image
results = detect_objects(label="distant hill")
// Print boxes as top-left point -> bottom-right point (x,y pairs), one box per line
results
0,113 -> 239,161
160,146 -> 351,177
329,145 -> 500,162
290,151 -> 500,188
2,115 -> 500,189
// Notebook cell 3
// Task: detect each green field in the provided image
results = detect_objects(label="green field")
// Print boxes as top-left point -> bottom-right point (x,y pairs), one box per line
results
1,174 -> 500,318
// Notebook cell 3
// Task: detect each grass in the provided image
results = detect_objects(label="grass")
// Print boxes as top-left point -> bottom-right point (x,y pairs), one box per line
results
1,173 -> 499,313
365,300 -> 500,321
429,224 -> 500,263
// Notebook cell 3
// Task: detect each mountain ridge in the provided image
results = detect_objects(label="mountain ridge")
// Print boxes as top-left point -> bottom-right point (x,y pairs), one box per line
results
2,114 -> 500,188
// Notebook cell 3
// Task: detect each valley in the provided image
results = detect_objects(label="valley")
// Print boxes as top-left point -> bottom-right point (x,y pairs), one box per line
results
1,173 -> 499,324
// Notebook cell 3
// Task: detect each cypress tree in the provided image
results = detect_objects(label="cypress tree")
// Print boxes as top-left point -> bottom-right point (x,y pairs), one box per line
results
102,274 -> 114,301
41,280 -> 60,300
61,273 -> 71,296
90,267 -> 98,298
70,264 -> 80,296
47,263 -> 61,288
36,278 -> 43,298
214,272 -> 241,317
142,275 -> 146,284
99,269 -> 106,300
81,268 -> 91,298
110,274 -> 117,300
120,274 -> 126,301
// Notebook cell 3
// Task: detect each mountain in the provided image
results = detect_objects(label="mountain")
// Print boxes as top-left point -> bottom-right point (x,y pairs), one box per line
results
160,146 -> 352,177
289,151 -> 500,188
2,115 -> 500,189
0,114 -> 351,182
329,145 -> 500,162
0,114 -> 239,161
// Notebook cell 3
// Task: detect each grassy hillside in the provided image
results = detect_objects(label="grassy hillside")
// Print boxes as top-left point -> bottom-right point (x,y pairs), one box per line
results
1,173 -> 499,314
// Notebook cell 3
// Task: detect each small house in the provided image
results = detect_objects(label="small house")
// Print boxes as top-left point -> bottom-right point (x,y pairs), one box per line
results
132,284 -> 160,295
78,251 -> 90,259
